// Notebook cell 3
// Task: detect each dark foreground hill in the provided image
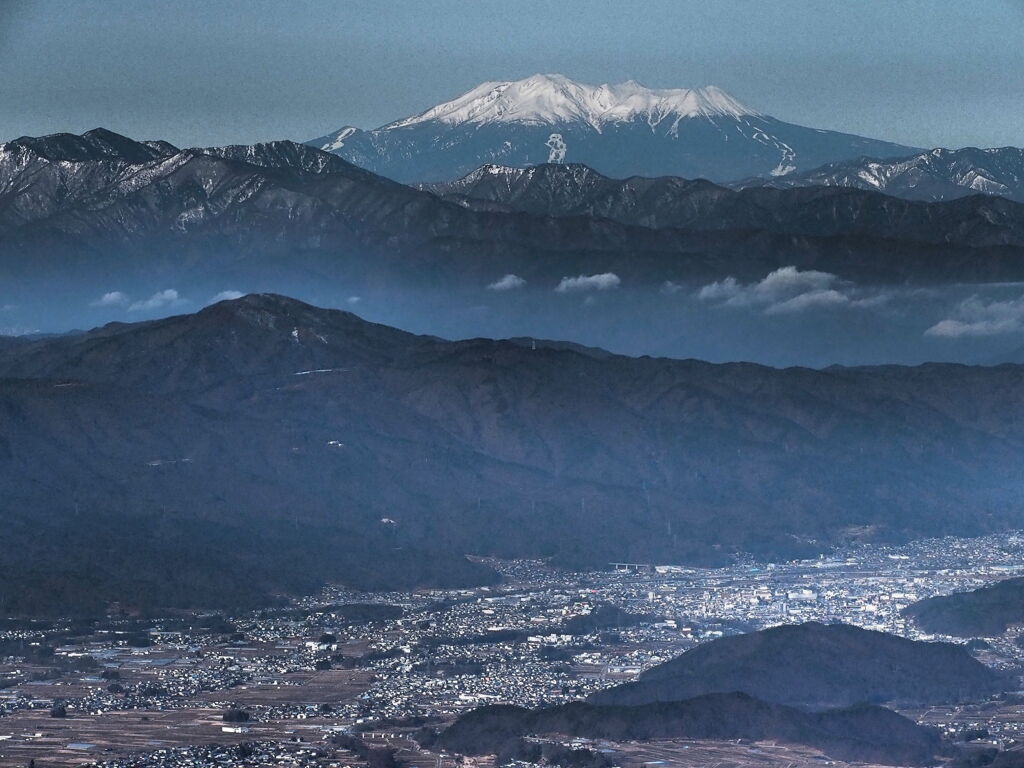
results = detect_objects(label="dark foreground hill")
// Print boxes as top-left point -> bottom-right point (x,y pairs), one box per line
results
588,622 -> 1006,709
434,693 -> 944,766
903,577 -> 1024,637
5,295 -> 1024,614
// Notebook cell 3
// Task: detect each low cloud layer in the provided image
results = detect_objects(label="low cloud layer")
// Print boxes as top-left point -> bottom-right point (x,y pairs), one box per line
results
698,266 -> 886,315
556,273 -> 621,293
129,289 -> 187,312
925,294 -> 1024,338
488,273 -> 527,291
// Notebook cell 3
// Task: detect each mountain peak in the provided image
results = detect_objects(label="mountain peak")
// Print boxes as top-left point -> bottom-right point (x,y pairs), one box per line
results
384,74 -> 758,130
199,292 -> 352,327
196,293 -> 421,351
3,127 -> 176,163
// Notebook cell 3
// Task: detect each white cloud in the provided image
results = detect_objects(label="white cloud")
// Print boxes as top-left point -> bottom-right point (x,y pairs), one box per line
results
488,274 -> 527,291
747,266 -> 835,302
129,289 -> 187,312
697,276 -> 742,301
850,292 -> 893,309
209,289 -> 244,303
697,266 -> 886,315
346,296 -> 362,304
555,272 -> 621,293
765,289 -> 850,315
925,294 -> 1024,338
660,281 -> 685,295
91,291 -> 129,307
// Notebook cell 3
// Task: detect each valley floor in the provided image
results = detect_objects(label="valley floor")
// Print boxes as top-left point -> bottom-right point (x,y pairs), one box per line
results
2,531 -> 1024,767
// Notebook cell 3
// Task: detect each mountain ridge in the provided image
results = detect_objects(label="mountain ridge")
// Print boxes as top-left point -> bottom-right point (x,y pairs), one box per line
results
5,294 -> 1024,613
434,693 -> 944,766
426,161 -> 1024,247
6,130 -> 1024,289
744,146 -> 1024,203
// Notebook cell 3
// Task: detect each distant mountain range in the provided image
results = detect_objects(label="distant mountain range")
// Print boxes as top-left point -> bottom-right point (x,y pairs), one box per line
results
587,622 -> 1006,709
308,74 -> 918,183
5,128 -> 1024,295
6,127 -> 1024,367
425,162 -> 1024,245
5,294 -> 1024,614
747,147 -> 1024,203
904,577 -> 1024,637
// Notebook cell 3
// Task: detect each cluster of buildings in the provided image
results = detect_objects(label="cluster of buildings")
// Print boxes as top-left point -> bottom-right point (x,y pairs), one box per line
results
2,532 -> 1024,763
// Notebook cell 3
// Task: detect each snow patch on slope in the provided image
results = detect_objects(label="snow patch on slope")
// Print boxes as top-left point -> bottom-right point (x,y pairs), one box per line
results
321,126 -> 361,152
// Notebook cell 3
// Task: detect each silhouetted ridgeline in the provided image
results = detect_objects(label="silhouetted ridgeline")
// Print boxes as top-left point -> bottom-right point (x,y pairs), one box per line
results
434,693 -> 944,766
588,622 -> 1006,708
427,160 -> 1024,241
904,577 -> 1024,637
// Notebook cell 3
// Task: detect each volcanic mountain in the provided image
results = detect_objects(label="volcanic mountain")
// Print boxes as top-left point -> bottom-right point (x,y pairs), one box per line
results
309,74 -> 917,183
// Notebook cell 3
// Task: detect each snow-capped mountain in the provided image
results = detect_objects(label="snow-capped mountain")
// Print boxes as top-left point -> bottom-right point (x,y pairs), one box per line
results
744,147 -> 1024,203
384,76 -> 754,128
309,74 -> 917,183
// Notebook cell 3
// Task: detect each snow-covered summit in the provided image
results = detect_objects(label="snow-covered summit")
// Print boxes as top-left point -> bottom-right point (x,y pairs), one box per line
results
385,74 -> 757,130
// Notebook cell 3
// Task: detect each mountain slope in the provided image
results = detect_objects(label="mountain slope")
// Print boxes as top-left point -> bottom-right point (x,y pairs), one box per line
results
903,577 -> 1024,637
746,147 -> 1024,203
587,622 -> 1005,709
425,162 -> 1024,247
5,295 -> 1024,613
309,74 -> 917,183
435,694 -> 944,766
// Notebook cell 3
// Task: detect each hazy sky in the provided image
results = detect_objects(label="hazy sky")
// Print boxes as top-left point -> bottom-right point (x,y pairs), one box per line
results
2,0 -> 1023,148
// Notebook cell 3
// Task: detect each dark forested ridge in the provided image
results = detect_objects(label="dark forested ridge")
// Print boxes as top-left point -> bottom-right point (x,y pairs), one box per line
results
433,693 -> 944,766
5,295 -> 1024,614
588,622 -> 1006,709
903,577 -> 1024,637
427,161 -> 1024,246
